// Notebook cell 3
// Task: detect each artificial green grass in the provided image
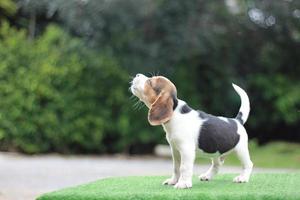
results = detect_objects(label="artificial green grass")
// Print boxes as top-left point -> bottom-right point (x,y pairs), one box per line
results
38,174 -> 300,200
197,141 -> 300,169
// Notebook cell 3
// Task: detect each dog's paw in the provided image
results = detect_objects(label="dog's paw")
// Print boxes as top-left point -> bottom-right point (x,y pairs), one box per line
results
199,173 -> 213,181
174,180 -> 192,189
233,175 -> 249,183
162,178 -> 178,185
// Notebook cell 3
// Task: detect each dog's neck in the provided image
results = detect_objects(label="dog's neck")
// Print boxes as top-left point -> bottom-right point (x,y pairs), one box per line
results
162,99 -> 188,131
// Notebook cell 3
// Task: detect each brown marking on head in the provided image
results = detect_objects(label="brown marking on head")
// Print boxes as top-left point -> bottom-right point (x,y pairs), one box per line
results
144,76 -> 177,126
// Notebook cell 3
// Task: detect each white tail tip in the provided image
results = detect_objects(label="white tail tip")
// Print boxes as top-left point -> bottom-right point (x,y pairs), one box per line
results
232,83 -> 250,124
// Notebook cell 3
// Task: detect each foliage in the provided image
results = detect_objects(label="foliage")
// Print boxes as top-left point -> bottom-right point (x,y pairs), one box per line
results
0,0 -> 299,154
0,22 -> 162,154
38,174 -> 300,200
0,0 -> 16,19
15,0 -> 300,144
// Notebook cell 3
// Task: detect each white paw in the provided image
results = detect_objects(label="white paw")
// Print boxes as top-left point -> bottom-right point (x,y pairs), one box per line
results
174,180 -> 192,189
162,178 -> 178,185
199,173 -> 213,181
233,175 -> 249,183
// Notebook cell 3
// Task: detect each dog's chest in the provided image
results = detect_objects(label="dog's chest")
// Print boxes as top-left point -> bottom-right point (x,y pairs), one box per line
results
162,111 -> 201,145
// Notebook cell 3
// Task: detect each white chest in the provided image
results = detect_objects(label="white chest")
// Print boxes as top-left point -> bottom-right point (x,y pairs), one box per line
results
162,109 -> 202,147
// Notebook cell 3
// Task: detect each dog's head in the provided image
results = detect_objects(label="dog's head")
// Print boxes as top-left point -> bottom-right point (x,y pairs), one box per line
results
130,74 -> 177,126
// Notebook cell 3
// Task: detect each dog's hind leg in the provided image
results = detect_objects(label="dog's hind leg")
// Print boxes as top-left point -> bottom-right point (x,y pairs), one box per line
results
233,133 -> 253,183
199,157 -> 222,181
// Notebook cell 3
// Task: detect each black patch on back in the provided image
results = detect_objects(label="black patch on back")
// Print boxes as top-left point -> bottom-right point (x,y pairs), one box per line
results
198,111 -> 207,119
197,111 -> 240,154
236,112 -> 243,124
180,104 -> 192,114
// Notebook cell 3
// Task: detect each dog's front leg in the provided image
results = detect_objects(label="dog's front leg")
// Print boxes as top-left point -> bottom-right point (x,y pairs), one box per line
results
174,145 -> 195,189
163,146 -> 180,185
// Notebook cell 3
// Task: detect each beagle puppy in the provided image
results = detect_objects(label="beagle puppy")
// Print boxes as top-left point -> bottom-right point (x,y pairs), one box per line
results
130,74 -> 253,189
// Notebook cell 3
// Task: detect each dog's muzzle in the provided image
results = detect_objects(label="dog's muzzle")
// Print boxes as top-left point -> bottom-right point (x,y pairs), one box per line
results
130,74 -> 148,97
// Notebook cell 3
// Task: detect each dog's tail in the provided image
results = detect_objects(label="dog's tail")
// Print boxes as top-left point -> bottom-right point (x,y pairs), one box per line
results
232,83 -> 250,124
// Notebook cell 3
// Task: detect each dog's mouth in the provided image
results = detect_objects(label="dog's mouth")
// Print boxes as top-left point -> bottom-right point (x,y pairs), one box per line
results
130,85 -> 138,95
130,78 -> 138,94
129,77 -> 136,94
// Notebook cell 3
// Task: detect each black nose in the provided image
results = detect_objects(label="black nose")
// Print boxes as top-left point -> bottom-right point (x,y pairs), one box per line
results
136,74 -> 141,78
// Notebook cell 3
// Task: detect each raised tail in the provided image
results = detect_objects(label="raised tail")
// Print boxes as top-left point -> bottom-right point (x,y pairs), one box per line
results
232,83 -> 250,124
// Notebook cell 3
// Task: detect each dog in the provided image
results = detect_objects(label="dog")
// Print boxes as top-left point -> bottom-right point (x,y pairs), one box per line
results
130,74 -> 253,189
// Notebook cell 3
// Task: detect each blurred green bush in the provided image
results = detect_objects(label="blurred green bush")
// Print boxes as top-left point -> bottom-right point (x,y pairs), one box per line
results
18,0 -> 298,143
0,22 -> 163,154
0,0 -> 300,154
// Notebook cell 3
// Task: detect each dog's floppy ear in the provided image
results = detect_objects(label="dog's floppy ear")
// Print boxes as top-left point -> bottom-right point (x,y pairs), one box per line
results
148,91 -> 174,126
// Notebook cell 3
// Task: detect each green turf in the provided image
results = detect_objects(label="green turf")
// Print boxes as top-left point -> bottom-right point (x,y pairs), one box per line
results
197,141 -> 300,169
38,174 -> 300,200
